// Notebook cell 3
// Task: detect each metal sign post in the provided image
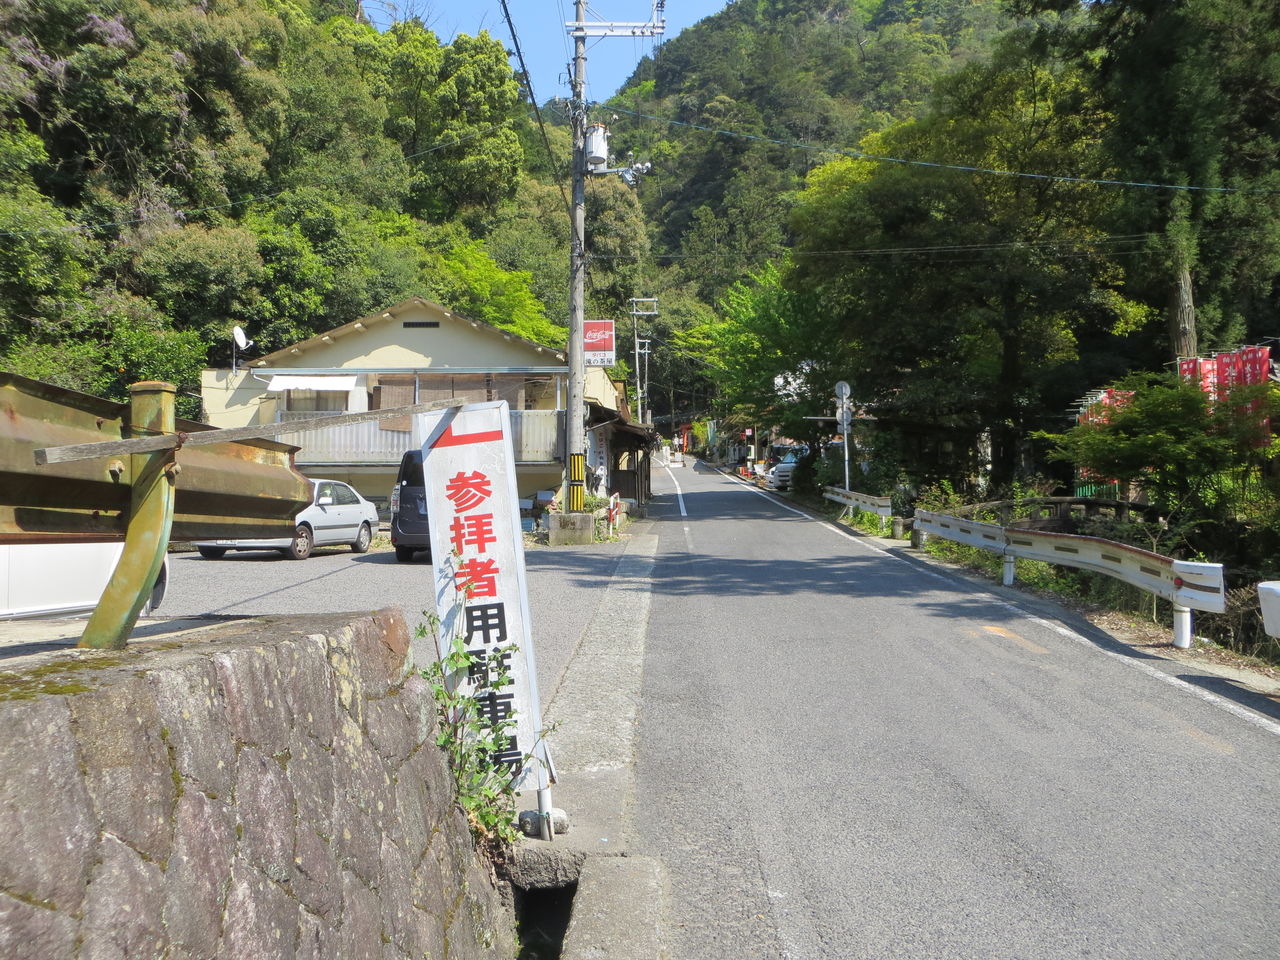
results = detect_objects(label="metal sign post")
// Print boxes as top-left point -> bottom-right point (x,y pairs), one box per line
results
417,401 -> 557,838
835,381 -> 852,493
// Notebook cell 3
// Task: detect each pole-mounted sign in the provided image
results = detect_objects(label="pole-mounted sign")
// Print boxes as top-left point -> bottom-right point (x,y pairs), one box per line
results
584,319 -> 616,367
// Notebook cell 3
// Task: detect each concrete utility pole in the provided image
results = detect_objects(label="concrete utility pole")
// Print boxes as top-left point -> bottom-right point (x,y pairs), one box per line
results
629,297 -> 658,425
565,1 -> 665,511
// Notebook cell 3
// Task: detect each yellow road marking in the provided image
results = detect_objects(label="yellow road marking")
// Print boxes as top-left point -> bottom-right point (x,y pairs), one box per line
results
982,624 -> 1050,655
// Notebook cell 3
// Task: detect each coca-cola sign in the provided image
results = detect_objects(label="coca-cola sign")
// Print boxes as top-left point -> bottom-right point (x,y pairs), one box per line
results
584,319 -> 616,367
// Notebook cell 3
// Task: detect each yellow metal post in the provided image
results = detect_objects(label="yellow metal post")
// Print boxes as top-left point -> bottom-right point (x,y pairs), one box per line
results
567,452 -> 586,513
80,382 -> 177,650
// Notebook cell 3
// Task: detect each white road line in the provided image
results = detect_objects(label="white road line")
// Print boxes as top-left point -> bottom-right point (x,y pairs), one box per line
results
663,464 -> 688,517
712,464 -> 1280,739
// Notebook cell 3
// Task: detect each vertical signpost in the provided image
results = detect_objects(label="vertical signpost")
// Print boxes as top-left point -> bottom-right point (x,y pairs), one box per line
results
835,380 -> 852,493
417,401 -> 556,838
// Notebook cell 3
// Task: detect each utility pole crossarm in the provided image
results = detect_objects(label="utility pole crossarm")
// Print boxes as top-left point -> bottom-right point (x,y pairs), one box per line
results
566,23 -> 665,37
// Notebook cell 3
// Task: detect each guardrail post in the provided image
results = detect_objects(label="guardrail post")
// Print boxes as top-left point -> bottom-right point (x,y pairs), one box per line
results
80,382 -> 177,650
1002,553 -> 1017,587
1172,604 -> 1193,649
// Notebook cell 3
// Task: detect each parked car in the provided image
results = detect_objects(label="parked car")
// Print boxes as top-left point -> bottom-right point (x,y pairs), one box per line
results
766,451 -> 802,491
0,542 -> 169,619
193,479 -> 378,560
390,450 -> 431,563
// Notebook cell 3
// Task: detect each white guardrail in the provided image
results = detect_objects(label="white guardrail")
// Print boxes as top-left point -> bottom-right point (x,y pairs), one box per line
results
913,508 -> 1227,649
823,486 -> 894,534
823,486 -> 892,517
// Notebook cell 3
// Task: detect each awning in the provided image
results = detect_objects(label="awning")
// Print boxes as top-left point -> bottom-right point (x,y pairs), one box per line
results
265,375 -> 358,392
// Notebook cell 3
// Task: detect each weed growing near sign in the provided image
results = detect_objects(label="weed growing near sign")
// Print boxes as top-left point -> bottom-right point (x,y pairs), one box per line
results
419,613 -> 522,852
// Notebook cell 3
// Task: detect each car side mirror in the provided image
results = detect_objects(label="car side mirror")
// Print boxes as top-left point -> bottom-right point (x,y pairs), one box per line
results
317,496 -> 333,506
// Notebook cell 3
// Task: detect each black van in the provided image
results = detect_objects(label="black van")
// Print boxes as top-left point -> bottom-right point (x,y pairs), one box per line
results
390,450 -> 431,562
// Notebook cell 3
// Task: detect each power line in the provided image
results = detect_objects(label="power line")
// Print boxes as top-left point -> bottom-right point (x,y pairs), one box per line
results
605,104 -> 1280,195
498,0 -> 578,245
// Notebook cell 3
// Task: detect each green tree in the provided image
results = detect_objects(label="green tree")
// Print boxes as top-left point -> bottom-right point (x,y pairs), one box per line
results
789,31 -> 1140,487
1015,0 -> 1280,357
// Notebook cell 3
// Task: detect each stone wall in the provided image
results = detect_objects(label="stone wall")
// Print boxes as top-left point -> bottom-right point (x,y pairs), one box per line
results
0,611 -> 515,960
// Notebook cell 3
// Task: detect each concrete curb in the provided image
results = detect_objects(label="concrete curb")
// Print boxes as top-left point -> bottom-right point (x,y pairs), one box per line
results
561,856 -> 667,960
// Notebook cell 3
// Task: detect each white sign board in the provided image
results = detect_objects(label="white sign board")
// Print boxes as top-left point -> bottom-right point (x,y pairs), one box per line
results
417,401 -> 551,791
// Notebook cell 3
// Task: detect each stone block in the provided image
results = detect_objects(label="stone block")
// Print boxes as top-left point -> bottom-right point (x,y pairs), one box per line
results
235,746 -> 296,884
326,632 -> 365,728
347,613 -> 410,693
364,693 -> 416,764
331,793 -> 384,886
0,893 -> 77,959
163,791 -> 237,952
214,646 -> 293,752
398,672 -> 438,746
80,835 -> 165,960
548,513 -> 595,546
149,659 -> 236,799
287,732 -> 335,839
333,714 -> 396,823
219,864 -> 297,960
71,676 -> 176,865
410,831 -> 453,924
0,697 -> 96,913
338,871 -> 384,960
278,635 -> 338,749
291,827 -> 340,918
377,835 -> 416,951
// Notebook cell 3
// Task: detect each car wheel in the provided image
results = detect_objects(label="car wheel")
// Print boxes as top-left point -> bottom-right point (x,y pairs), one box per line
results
284,525 -> 313,560
351,522 -> 372,554
395,545 -> 415,563
197,546 -> 226,559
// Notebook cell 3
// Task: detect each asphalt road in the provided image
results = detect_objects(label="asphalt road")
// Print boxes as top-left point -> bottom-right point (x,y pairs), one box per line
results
634,461 -> 1280,960
159,535 -> 629,707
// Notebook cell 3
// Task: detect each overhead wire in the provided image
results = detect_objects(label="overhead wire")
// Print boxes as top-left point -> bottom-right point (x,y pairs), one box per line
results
605,104 -> 1280,196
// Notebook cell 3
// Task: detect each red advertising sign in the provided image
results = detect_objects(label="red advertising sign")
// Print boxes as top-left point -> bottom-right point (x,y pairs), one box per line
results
584,319 -> 616,367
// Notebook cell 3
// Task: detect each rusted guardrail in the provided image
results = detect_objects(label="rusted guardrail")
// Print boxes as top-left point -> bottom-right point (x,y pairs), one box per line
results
913,508 -> 1225,648
3,372 -> 465,649
947,496 -> 1163,529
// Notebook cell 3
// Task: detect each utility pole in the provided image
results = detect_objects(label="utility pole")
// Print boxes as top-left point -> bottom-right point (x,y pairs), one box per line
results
629,297 -> 658,425
565,2 -> 665,511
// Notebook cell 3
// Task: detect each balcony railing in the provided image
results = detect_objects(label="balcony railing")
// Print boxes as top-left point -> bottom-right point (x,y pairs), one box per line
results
275,409 -> 564,465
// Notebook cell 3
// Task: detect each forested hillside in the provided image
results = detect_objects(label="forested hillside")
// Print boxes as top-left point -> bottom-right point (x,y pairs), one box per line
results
0,0 -> 576,414
3,0 -> 1277,506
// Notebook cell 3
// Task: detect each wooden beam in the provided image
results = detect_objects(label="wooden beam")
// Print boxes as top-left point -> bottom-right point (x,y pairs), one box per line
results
35,398 -> 466,465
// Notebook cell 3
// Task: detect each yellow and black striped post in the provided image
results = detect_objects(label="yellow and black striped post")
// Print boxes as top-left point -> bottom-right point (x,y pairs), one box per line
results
567,452 -> 586,513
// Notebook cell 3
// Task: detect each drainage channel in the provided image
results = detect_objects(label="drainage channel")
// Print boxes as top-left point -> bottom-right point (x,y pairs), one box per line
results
515,882 -> 577,960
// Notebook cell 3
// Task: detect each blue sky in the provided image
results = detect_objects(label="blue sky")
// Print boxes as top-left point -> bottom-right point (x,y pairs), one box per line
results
367,1 -> 728,103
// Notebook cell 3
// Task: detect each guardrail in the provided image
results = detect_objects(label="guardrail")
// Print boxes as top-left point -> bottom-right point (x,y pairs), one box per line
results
947,496 -> 1162,528
15,376 -> 466,649
822,486 -> 893,533
913,508 -> 1226,648
1260,582 -> 1280,638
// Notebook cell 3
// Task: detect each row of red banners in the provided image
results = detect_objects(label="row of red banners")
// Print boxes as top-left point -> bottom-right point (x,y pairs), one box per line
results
1078,346 -> 1273,455
1177,345 -> 1272,400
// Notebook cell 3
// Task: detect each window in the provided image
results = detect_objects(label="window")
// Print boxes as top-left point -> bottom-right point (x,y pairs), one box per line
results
333,483 -> 359,506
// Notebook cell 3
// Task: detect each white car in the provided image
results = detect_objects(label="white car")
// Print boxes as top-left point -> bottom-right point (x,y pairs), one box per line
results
766,454 -> 800,491
193,479 -> 379,560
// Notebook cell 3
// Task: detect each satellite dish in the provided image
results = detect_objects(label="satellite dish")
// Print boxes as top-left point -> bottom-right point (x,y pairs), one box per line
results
233,326 -> 252,350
